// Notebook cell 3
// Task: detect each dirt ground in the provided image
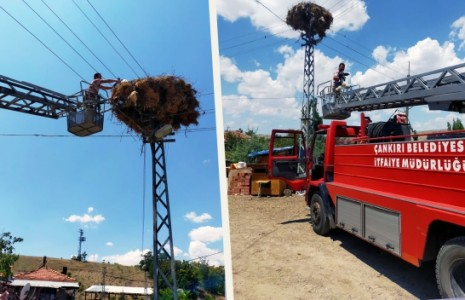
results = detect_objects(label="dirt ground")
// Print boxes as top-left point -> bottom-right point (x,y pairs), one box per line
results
228,194 -> 440,300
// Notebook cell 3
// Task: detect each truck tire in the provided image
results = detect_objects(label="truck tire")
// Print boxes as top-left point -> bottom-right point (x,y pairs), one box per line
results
310,192 -> 330,235
436,236 -> 465,298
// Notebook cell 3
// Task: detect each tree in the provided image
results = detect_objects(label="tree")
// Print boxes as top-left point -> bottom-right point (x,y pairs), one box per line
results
0,232 -> 23,279
224,129 -> 270,163
137,253 -> 225,298
447,118 -> 464,130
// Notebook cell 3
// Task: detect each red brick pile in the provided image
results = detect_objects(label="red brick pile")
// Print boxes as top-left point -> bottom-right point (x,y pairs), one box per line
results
228,168 -> 252,195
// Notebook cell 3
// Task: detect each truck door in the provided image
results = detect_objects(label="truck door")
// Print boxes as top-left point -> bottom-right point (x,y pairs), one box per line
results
268,129 -> 307,191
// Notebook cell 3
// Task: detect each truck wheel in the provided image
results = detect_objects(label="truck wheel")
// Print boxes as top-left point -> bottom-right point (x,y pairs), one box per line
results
436,236 -> 465,298
310,193 -> 330,235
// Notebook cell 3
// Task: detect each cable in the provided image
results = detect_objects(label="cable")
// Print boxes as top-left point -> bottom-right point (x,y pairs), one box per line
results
220,28 -> 293,52
0,5 -> 85,80
86,0 -> 149,77
222,38 -> 291,58
22,0 -> 98,74
0,127 -> 216,138
325,36 -> 406,77
220,23 -> 288,44
186,251 -> 224,263
72,0 -> 140,78
40,0 -> 117,78
333,0 -> 363,19
254,0 -> 286,23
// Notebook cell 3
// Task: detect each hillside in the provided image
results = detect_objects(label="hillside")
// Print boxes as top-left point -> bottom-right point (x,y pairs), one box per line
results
13,255 -> 148,296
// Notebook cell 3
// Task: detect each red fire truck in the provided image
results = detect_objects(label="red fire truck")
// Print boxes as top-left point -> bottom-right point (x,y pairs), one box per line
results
268,63 -> 465,298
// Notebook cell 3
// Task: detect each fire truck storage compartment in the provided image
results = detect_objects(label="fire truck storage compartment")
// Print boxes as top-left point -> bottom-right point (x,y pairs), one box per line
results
336,196 -> 401,256
364,205 -> 401,256
336,197 -> 363,238
67,108 -> 104,137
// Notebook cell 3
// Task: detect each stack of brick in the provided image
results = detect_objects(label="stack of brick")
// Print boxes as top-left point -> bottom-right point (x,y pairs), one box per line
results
227,167 -> 252,195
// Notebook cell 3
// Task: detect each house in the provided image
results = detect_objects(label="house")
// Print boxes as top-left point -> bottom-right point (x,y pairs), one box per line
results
9,257 -> 79,300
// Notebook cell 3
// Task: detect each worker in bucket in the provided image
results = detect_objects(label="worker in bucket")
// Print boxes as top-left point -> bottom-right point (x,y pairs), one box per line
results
85,72 -> 120,110
333,62 -> 350,93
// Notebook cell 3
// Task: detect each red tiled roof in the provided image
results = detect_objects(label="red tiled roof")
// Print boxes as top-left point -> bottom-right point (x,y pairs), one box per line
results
15,267 -> 77,283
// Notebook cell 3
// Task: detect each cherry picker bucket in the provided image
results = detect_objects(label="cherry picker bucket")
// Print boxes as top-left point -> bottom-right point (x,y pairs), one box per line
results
67,108 -> 103,137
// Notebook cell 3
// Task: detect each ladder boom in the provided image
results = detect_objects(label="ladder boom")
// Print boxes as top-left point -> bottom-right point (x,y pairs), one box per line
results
322,63 -> 465,119
0,74 -> 79,119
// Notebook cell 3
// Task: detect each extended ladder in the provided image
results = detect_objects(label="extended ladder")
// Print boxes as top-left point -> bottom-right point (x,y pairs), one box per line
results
0,74 -> 78,118
0,74 -> 104,136
321,63 -> 465,119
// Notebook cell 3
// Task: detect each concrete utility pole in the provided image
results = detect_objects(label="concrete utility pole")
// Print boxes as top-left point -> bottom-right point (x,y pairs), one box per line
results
101,261 -> 106,300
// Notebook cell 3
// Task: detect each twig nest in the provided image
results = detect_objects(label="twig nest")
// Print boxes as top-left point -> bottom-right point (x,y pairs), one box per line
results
286,2 -> 333,38
111,76 -> 200,136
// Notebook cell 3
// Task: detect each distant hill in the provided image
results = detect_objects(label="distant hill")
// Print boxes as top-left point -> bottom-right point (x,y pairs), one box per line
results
13,255 -> 148,297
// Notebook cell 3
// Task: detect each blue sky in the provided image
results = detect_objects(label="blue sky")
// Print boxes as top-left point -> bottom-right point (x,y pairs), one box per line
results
217,0 -> 465,134
0,0 -> 225,267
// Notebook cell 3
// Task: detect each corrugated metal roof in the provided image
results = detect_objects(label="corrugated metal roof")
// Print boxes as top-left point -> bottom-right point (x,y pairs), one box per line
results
85,285 -> 153,295
9,279 -> 79,289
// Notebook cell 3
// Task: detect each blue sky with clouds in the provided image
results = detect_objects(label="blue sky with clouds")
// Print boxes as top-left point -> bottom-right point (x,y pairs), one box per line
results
0,0 -> 225,267
217,0 -> 465,135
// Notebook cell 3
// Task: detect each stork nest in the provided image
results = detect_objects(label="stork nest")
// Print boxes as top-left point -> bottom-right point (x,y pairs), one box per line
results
110,76 -> 200,137
286,2 -> 333,38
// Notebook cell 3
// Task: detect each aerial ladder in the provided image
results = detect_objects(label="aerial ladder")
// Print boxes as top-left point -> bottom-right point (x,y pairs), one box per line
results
0,74 -> 105,136
319,62 -> 465,120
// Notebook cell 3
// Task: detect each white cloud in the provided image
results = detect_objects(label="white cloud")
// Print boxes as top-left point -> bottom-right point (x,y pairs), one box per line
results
220,48 -> 346,133
188,241 -> 224,266
87,254 -> 98,262
97,247 -> 183,266
372,45 -> 390,64
101,249 -> 144,266
351,38 -> 464,88
220,56 -> 242,82
188,226 -> 223,243
105,242 -> 114,247
65,213 -> 105,224
450,16 -> 465,50
202,159 -> 211,165
65,207 -> 105,224
184,211 -> 213,223
217,0 -> 369,38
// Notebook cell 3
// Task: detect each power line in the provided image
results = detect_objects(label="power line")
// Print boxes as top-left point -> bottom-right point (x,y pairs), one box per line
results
220,23 -> 288,44
325,36 -> 406,77
22,0 -> 98,74
40,0 -> 117,78
187,251 -> 223,263
0,5 -> 85,80
85,0 -> 149,77
220,28 -> 292,52
333,0 -> 363,19
222,38 -> 291,58
72,0 -> 140,78
0,127 -> 216,138
254,0 -> 286,23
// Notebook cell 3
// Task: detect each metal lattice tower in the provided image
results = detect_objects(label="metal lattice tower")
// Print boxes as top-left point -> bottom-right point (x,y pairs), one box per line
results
301,33 -> 319,146
149,140 -> 178,300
